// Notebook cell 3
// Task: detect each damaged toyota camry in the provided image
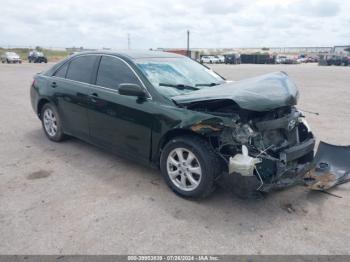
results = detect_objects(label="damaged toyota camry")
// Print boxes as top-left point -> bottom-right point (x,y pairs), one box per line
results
30,51 -> 316,198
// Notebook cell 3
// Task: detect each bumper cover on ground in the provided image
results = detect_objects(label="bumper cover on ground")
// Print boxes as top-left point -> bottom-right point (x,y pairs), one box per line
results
305,141 -> 350,191
218,141 -> 350,198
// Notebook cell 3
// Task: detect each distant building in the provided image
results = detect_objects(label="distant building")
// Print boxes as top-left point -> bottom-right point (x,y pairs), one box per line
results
332,45 -> 350,55
158,48 -> 201,60
268,47 -> 332,54
158,46 -> 349,57
66,47 -> 97,53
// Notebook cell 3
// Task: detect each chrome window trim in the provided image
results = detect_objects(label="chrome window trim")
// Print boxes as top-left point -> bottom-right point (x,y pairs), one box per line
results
51,53 -> 153,100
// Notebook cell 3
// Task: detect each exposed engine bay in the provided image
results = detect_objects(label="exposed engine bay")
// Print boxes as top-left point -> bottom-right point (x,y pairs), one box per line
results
185,99 -> 315,192
173,71 -> 350,195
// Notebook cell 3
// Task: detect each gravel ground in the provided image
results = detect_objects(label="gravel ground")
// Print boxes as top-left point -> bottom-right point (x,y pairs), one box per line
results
0,62 -> 349,255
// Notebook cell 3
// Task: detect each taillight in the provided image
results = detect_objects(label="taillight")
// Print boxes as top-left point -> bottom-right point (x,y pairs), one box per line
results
31,79 -> 36,87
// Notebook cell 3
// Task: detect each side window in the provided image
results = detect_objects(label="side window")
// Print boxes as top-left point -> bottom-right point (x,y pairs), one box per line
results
96,56 -> 141,90
54,62 -> 69,78
66,56 -> 98,83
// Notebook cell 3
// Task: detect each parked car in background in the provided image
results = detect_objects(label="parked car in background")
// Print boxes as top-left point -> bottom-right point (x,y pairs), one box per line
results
1,52 -> 22,63
224,54 -> 241,64
30,51 -> 315,198
306,56 -> 319,63
296,57 -> 308,63
319,54 -> 349,66
297,55 -> 308,63
28,51 -> 48,63
342,56 -> 350,66
276,55 -> 297,64
214,55 -> 225,63
200,55 -> 219,64
275,56 -> 286,64
296,55 -> 318,63
328,55 -> 342,66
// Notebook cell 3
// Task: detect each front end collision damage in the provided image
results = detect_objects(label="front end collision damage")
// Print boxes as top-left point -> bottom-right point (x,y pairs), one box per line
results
181,110 -> 350,196
170,71 -> 349,196
176,103 -> 316,194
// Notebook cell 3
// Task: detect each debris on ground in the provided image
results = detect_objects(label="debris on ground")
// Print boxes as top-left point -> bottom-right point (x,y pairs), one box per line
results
281,203 -> 296,213
304,141 -> 350,192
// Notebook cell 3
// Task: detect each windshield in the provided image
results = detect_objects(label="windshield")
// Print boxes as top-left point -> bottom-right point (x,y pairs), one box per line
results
7,52 -> 17,56
135,57 -> 224,97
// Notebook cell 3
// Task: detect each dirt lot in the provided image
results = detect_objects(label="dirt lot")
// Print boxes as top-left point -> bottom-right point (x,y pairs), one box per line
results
0,62 -> 349,255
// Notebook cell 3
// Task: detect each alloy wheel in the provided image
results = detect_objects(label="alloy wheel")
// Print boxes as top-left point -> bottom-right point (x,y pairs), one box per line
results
166,148 -> 202,191
43,108 -> 58,137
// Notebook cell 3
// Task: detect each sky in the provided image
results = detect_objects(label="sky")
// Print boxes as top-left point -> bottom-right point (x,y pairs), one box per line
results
0,0 -> 349,49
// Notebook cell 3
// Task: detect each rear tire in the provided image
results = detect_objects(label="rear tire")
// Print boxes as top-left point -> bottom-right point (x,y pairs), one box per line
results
160,135 -> 221,198
41,103 -> 65,142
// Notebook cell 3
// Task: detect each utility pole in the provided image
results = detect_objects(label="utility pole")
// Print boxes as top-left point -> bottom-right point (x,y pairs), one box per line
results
128,33 -> 131,50
187,30 -> 190,57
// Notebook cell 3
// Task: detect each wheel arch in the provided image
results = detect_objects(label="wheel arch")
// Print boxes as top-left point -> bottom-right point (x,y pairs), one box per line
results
37,98 -> 51,119
153,128 -> 210,166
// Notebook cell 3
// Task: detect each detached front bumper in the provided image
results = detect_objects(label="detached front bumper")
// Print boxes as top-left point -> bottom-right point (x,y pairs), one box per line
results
219,139 -> 350,198
305,142 -> 350,191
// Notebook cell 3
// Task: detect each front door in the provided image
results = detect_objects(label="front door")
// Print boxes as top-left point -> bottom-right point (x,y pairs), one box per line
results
87,56 -> 155,163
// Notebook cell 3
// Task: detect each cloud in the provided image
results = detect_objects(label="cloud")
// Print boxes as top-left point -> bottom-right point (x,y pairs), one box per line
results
0,0 -> 348,49
290,0 -> 340,17
200,0 -> 254,14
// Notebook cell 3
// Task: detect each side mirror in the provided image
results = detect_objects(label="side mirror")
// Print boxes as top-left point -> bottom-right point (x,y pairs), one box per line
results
118,83 -> 147,98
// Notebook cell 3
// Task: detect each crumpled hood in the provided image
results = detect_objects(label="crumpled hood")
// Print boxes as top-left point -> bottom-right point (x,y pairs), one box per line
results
173,71 -> 299,112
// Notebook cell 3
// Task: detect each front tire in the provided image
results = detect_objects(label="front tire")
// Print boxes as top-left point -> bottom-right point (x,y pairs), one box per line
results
160,136 -> 220,198
41,103 -> 65,142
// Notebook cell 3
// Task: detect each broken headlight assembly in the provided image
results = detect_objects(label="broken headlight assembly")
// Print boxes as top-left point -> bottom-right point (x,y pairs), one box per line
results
298,116 -> 311,133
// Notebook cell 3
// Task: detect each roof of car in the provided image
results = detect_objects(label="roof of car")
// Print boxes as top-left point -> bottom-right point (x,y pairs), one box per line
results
72,50 -> 183,59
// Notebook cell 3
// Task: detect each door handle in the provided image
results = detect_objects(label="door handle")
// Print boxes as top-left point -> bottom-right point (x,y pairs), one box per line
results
51,82 -> 57,88
90,93 -> 98,103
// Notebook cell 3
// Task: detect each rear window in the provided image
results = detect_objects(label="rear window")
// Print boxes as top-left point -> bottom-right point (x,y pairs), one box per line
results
66,55 -> 98,83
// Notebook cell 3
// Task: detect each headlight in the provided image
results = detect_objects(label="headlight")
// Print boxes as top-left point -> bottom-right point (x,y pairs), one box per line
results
298,117 -> 311,132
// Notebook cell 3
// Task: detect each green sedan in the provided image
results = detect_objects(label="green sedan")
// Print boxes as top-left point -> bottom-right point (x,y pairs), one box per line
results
30,51 -> 315,198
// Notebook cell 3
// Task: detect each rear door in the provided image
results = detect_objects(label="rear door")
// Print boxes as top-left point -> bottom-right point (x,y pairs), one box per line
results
87,55 -> 154,163
51,55 -> 99,140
